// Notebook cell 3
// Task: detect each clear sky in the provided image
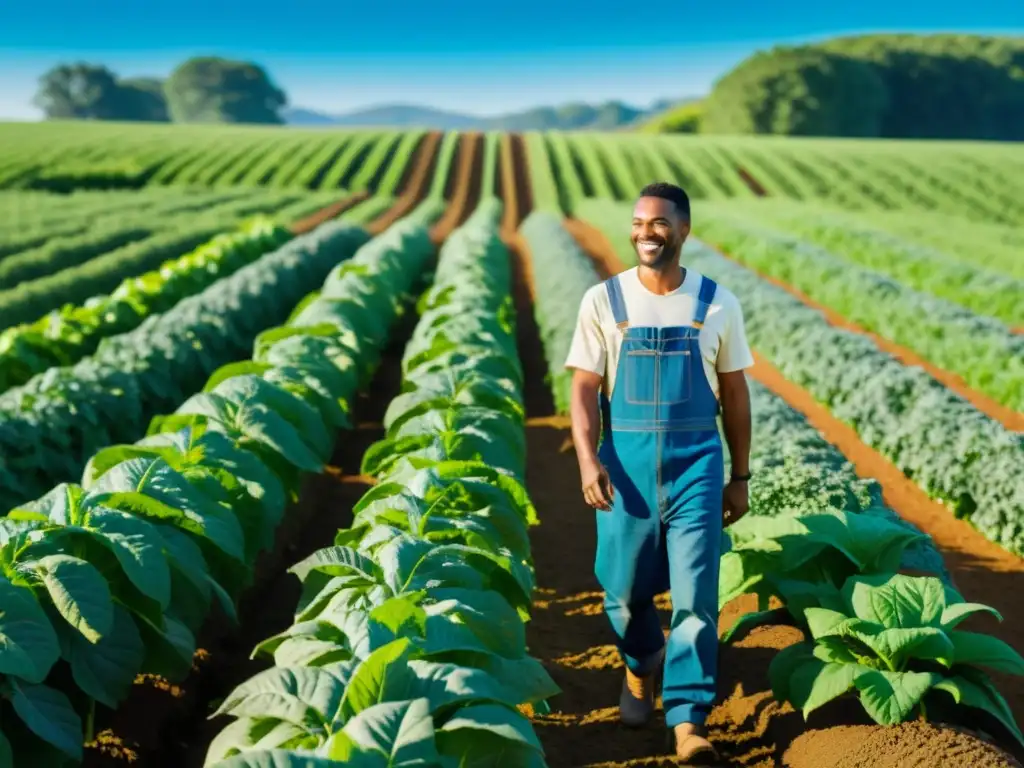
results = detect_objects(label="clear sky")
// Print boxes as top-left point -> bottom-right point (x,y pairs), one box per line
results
1,0 -> 1022,120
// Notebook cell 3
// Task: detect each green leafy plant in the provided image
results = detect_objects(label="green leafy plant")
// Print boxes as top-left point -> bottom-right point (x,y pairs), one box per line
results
0,208 -> 441,766
769,572 -> 1024,745
204,200 -> 557,767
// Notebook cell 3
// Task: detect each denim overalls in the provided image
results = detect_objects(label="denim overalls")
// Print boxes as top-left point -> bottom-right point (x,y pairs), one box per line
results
594,272 -> 724,729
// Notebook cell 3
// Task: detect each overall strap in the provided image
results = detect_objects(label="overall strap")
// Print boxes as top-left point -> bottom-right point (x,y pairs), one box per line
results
604,275 -> 630,329
692,276 -> 718,329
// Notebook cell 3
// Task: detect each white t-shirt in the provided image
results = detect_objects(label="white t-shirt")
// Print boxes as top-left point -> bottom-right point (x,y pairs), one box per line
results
564,267 -> 754,400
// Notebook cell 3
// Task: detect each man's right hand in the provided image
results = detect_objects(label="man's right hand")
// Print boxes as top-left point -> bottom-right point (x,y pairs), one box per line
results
581,457 -> 614,511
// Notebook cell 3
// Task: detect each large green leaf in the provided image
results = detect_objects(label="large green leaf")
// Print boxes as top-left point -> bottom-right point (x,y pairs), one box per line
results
24,553 -> 113,643
843,573 -> 947,628
327,698 -> 439,764
4,679 -> 82,761
436,704 -> 544,765
949,630 -> 1024,674
60,603 -> 144,708
934,672 -> 1024,746
213,664 -> 356,735
86,457 -> 246,563
0,576 -> 60,683
853,669 -> 939,724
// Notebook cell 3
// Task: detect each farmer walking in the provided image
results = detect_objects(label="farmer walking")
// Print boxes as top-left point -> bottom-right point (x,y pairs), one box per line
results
565,182 -> 754,763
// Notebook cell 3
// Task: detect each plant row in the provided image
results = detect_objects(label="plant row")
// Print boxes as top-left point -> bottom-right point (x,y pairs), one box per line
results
0,191 -> 338,329
579,199 -> 1024,559
0,218 -> 292,394
203,200 -> 557,768
517,211 -> 604,413
521,210 -> 1022,747
0,206 -> 444,766
0,188 -> 292,269
694,206 -> 1024,410
0,128 -> 411,195
709,198 -> 1024,327
0,188 -> 260,254
0,219 -> 374,511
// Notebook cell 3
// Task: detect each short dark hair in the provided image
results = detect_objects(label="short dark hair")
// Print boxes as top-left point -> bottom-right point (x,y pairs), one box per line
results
638,181 -> 690,220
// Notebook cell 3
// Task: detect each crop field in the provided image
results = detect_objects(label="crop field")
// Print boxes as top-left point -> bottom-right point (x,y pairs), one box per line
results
0,120 -> 1021,768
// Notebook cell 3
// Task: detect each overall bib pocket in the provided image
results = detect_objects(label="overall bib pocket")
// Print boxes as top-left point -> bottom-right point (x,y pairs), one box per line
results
624,349 -> 658,405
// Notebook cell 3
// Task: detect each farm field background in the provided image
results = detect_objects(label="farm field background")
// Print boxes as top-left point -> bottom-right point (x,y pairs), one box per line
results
0,120 -> 1022,768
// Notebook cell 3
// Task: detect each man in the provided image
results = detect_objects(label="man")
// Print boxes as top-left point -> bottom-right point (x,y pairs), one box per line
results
564,182 -> 753,763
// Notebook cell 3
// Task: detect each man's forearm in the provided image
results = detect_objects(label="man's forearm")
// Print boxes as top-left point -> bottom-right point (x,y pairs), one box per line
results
570,385 -> 602,466
721,378 -> 751,476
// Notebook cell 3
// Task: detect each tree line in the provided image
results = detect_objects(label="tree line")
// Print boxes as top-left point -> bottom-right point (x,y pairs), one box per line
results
34,57 -> 287,124
652,33 -> 1024,141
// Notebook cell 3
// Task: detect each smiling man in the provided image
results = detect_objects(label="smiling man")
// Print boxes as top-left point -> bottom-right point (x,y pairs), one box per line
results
564,182 -> 754,763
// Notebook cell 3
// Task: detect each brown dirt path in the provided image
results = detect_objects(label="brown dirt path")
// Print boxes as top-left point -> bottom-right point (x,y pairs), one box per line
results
364,131 -> 443,234
527,215 -> 1024,766
700,237 -> 1024,432
289,190 -> 370,234
430,132 -> 483,243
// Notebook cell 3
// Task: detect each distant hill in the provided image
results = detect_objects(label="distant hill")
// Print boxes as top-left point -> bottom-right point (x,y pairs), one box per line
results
283,98 -> 694,130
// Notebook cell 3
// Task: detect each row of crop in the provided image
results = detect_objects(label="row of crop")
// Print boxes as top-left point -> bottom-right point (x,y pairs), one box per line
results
578,198 -> 1024,558
202,200 -> 556,767
0,129 -> 415,194
0,218 -> 291,394
0,188 -> 265,258
0,207 -> 443,766
710,198 -> 1024,328
520,210 -> 1023,747
858,207 -> 1024,281
0,219 -> 376,511
543,132 -> 1024,226
0,190 -> 343,328
694,206 -> 1024,411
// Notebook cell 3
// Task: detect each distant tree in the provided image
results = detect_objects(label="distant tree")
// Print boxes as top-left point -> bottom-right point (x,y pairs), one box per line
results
689,33 -> 1024,140
119,77 -> 170,122
639,101 -> 703,133
33,63 -> 128,120
164,57 -> 287,124
820,34 -> 1024,140
33,64 -> 170,122
700,46 -> 888,137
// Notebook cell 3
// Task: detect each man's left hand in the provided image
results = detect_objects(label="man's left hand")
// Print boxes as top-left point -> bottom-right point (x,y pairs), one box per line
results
722,480 -> 749,527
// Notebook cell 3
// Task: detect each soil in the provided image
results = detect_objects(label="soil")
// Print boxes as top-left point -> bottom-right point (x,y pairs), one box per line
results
736,167 -> 767,197
288,190 -> 370,234
430,132 -> 483,243
520,213 -> 1024,767
699,237 -> 1024,432
364,131 -> 443,234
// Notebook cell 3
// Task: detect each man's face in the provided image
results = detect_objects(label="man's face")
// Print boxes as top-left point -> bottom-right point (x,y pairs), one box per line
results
630,196 -> 689,268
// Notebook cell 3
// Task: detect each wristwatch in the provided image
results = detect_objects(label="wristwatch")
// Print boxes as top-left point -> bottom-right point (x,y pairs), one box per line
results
730,472 -> 752,482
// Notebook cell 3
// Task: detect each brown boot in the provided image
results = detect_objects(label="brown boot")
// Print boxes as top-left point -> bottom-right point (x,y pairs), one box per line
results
619,666 -> 657,726
672,722 -> 718,764
618,649 -> 664,727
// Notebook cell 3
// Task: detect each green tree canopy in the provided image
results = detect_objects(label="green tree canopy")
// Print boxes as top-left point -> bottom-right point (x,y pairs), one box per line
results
119,77 -> 170,122
33,63 -> 169,122
700,46 -> 889,137
34,63 -> 127,120
692,33 -> 1024,140
164,57 -> 287,124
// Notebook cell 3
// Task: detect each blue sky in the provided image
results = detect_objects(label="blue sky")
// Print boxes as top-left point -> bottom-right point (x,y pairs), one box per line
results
1,0 -> 1022,119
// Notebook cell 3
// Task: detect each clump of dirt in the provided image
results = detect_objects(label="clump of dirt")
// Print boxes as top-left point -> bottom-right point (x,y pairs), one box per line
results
784,721 -> 1022,768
